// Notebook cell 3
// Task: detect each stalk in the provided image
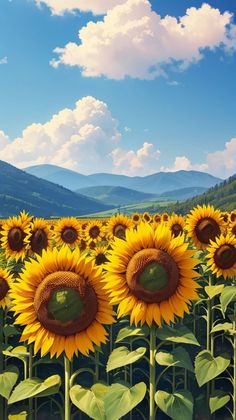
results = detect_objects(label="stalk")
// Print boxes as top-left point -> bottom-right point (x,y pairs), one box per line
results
233,303 -> 236,420
94,350 -> 99,383
64,356 -> 71,420
0,308 -> 5,419
28,345 -> 33,420
149,325 -> 156,420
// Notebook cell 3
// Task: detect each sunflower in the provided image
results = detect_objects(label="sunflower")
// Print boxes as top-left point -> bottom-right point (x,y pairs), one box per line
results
90,246 -> 109,266
162,213 -> 169,223
206,234 -> 236,279
153,213 -> 162,224
10,247 -> 115,360
230,211 -> 236,224
84,220 -> 105,244
132,213 -> 141,225
0,268 -> 13,309
104,222 -> 200,327
168,214 -> 185,238
186,205 -> 223,250
142,212 -> 151,223
53,218 -> 81,248
27,218 -> 52,256
106,214 -> 133,240
0,211 -> 32,260
229,222 -> 236,238
220,212 -> 229,225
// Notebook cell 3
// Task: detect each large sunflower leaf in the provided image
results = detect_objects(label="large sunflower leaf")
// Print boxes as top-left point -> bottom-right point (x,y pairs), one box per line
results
8,375 -> 61,404
211,322 -> 233,334
156,326 -> 200,346
115,326 -> 148,343
156,347 -> 194,372
195,350 -> 230,387
3,346 -> 29,362
155,390 -> 193,420
104,382 -> 147,420
8,412 -> 27,420
106,346 -> 146,372
70,383 -> 109,420
0,366 -> 19,399
220,286 -> 236,313
205,285 -> 224,299
209,390 -> 231,414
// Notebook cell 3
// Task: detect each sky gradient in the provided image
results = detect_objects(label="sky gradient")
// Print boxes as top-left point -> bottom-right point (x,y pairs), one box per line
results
0,0 -> 236,178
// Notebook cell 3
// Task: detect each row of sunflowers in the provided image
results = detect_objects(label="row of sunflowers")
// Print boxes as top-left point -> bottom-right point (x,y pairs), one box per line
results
0,205 -> 235,419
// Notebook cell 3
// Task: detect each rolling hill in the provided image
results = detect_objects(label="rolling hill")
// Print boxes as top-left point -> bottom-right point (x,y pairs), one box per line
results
161,174 -> 236,214
0,161 -> 113,217
25,164 -> 221,195
76,186 -> 158,206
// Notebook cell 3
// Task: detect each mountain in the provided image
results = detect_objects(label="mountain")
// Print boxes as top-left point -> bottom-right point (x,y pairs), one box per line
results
77,186 -> 158,206
162,174 -> 236,214
25,164 -> 221,195
25,164 -> 96,191
0,161 -> 113,217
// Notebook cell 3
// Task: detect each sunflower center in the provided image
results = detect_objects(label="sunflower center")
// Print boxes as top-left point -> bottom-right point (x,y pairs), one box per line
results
195,218 -> 220,244
0,277 -> 10,300
163,214 -> 169,221
8,227 -> 25,251
171,223 -> 183,237
214,244 -> 236,269
48,288 -> 84,322
61,227 -> 78,244
31,229 -> 48,254
133,215 -> 139,222
231,214 -> 236,223
113,224 -> 126,239
95,253 -> 108,265
126,248 -> 179,303
89,226 -> 100,238
34,271 -> 97,335
232,225 -> 236,237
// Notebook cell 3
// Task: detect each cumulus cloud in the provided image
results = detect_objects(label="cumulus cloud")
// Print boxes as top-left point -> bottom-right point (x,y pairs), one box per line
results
162,138 -> 236,178
35,0 -> 126,15
51,0 -> 236,79
0,96 -> 160,176
112,142 -> 161,176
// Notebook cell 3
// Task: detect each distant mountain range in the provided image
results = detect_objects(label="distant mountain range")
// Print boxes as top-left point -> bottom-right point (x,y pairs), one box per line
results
0,161 -> 113,217
25,164 -> 221,195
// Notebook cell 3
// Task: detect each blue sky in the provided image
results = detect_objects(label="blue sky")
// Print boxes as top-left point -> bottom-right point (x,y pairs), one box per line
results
0,0 -> 236,177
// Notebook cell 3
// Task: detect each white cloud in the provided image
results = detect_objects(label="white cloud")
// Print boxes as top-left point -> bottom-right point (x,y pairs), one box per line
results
0,97 -> 160,176
35,0 -> 126,15
51,1 -> 236,80
162,138 -> 236,178
112,142 -> 161,176
0,56 -> 7,65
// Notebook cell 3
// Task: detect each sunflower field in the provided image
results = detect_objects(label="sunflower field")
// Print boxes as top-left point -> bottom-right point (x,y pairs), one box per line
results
0,206 -> 236,420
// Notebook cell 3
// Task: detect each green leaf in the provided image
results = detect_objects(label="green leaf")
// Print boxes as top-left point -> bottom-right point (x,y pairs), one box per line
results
106,346 -> 146,372
155,390 -> 193,420
209,390 -> 231,414
70,383 -> 109,420
211,322 -> 233,334
205,285 -> 224,299
8,412 -> 27,420
3,346 -> 29,362
220,286 -> 236,313
195,350 -> 230,387
156,326 -> 200,346
156,347 -> 194,372
105,382 -> 147,420
115,326 -> 147,343
3,325 -> 20,339
0,366 -> 19,399
8,375 -> 61,404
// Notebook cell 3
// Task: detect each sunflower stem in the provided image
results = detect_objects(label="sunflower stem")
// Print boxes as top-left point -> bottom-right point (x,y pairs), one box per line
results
233,303 -> 236,420
0,308 -> 5,419
28,344 -> 33,420
94,349 -> 99,383
206,276 -> 213,412
64,356 -> 71,420
149,325 -> 156,420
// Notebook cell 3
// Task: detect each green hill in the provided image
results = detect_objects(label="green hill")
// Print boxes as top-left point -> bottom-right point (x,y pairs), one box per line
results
77,186 -> 158,206
0,160 -> 113,217
161,174 -> 236,214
